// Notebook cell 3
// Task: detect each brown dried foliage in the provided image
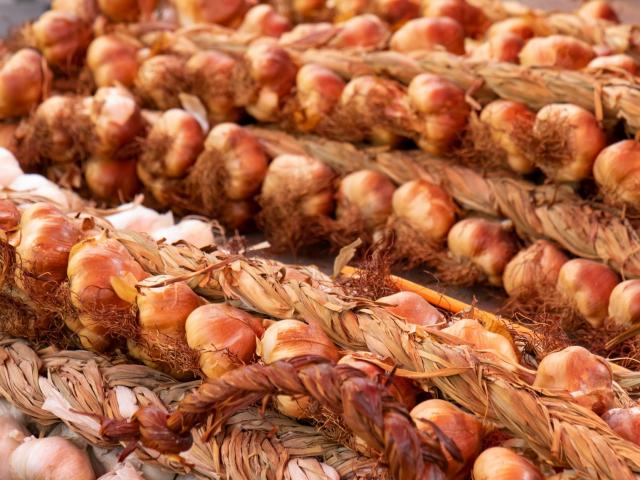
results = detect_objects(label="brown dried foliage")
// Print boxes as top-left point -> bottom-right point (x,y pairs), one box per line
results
338,239 -> 399,300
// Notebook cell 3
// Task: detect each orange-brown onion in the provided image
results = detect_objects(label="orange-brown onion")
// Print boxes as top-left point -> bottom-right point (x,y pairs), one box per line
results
411,399 -> 483,478
86,34 -> 141,88
294,64 -> 345,132
442,319 -> 519,364
146,109 -> 205,178
477,99 -> 535,173
336,169 -> 395,231
85,156 -> 140,202
0,49 -> 49,119
333,0 -> 420,27
243,43 -> 298,122
0,123 -> 18,154
32,10 -> 92,69
51,0 -> 98,20
587,54 -> 638,75
469,33 -> 525,63
185,303 -> 264,379
97,0 -> 157,21
556,258 -> 619,328
602,407 -> 640,446
593,140 -> 640,209
608,279 -> 640,328
447,218 -> 518,286
519,35 -> 596,70
486,17 -> 538,41
533,345 -> 614,414
391,179 -> 456,242
390,17 -> 465,54
421,0 -> 489,38
135,55 -> 186,110
67,234 -> 148,351
329,14 -> 390,49
408,73 -> 469,155
377,291 -> 444,327
502,240 -> 569,297
173,0 -> 250,26
472,447 -> 544,480
204,123 -> 268,200
238,4 -> 292,37
533,103 -> 606,182
577,0 -> 619,23
260,319 -> 340,364
13,202 -> 82,288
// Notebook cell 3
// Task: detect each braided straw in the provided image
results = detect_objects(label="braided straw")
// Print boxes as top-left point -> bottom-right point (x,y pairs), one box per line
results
0,337 -> 384,479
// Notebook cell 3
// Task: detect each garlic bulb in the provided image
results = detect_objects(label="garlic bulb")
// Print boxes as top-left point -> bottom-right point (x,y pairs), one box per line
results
533,346 -> 613,414
478,100 -> 536,174
519,35 -> 595,70
391,179 -> 456,243
86,34 -> 141,88
261,154 -> 335,217
0,199 -> 20,231
408,73 -> 469,155
173,0 -> 249,26
0,414 -> 28,479
602,407 -> 640,446
32,10 -> 92,69
284,458 -> 340,480
152,218 -> 215,248
411,399 -> 482,478
421,0 -> 489,38
0,49 -> 49,119
105,204 -> 174,234
447,218 -> 518,286
0,147 -> 22,187
336,170 -> 395,231
443,319 -> 519,364
608,279 -> 640,328
577,0 -> 619,23
259,319 -> 340,364
244,43 -> 297,122
185,303 -> 264,379
87,86 -> 144,156
533,103 -> 606,182
587,54 -> 637,74
502,240 -> 568,297
390,17 -> 465,54
377,291 -> 444,327
85,157 -> 140,202
14,202 -> 82,288
10,437 -> 96,480
472,447 -> 544,480
204,123 -> 268,201
67,234 -> 148,351
593,140 -> 640,209
238,5 -> 291,37
135,55 -> 186,110
329,14 -> 389,49
295,64 -> 345,132
556,259 -> 619,328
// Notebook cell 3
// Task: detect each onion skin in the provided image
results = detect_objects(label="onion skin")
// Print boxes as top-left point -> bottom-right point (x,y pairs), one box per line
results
85,157 -> 140,202
607,280 -> 640,328
443,319 -> 519,364
534,346 -> 614,414
602,407 -> 640,446
392,179 -> 456,242
577,0 -> 619,23
470,33 -> 525,63
295,64 -> 345,131
377,291 -> 444,327
421,0 -> 489,38
472,447 -> 544,480
238,5 -> 291,38
10,437 -> 96,480
135,55 -> 186,110
587,54 -> 637,74
97,0 -> 156,22
0,199 -> 20,231
260,319 -> 340,364
556,259 -> 619,328
334,0 -> 420,27
0,415 -> 28,479
390,17 -> 465,54
486,17 -> 537,41
32,10 -> 92,69
502,240 -> 568,297
173,0 -> 249,26
150,109 -> 204,178
519,35 -> 595,70
336,169 -> 395,230
86,34 -> 141,88
593,140 -> 640,209
330,14 -> 389,49
27,95 -> 80,163
0,49 -> 49,120
411,399 -> 483,478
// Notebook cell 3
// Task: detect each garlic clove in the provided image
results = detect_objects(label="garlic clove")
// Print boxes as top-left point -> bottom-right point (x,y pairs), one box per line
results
472,447 -> 544,480
377,291 -> 444,328
443,319 -> 519,364
608,279 -> 640,328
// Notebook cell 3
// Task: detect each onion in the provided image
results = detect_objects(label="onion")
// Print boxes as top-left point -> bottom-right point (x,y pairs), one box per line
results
86,34 -> 141,88
51,0 -> 98,20
421,0 -> 489,38
85,157 -> 140,203
486,17 -> 537,41
607,279 -> 640,328
0,49 -> 49,119
173,0 -> 249,26
443,319 -> 519,364
587,54 -> 637,75
390,17 -> 465,54
97,0 -> 157,21
329,14 -> 389,49
336,169 -> 395,231
377,291 -> 444,327
472,447 -> 544,480
556,258 -> 619,328
593,140 -> 640,209
519,35 -> 596,70
238,5 -> 291,38
10,437 -> 95,480
260,319 -> 339,363
503,240 -> 568,297
135,55 -> 186,110
295,64 -> 345,132
0,123 -> 17,154
0,148 -> 23,187
334,0 -> 420,27
603,407 -> 640,446
0,415 -> 28,479
408,73 -> 469,155
577,0 -> 619,23
469,33 -> 525,63
533,103 -> 606,182
32,10 -> 92,69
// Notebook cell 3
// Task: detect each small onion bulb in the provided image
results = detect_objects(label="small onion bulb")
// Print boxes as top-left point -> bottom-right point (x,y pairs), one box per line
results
577,1 -> 619,23
443,319 -> 519,364
376,291 -> 444,327
421,0 -> 489,38
32,10 -> 92,69
97,0 -> 157,21
486,17 -> 537,41
556,258 -> 619,328
587,54 -> 637,75
411,399 -> 483,478
85,156 -> 140,203
86,34 -> 141,88
608,280 -> 640,328
0,415 -> 28,479
10,437 -> 96,480
173,0 -> 248,26
295,64 -> 345,132
519,35 -> 595,70
336,169 -> 395,231
329,14 -> 389,49
238,5 -> 292,38
390,17 -> 465,55
502,240 -> 568,297
135,55 -> 186,110
469,33 -> 525,63
51,0 -> 98,21
472,447 -> 544,480
0,199 -> 20,231
593,140 -> 640,209
533,345 -> 614,414
602,407 -> 640,446
0,49 -> 49,119
447,218 -> 518,286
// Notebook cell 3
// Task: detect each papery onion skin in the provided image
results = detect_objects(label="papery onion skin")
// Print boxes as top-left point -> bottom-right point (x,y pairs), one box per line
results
503,240 -> 568,297
97,0 -> 156,22
486,17 -> 537,41
295,64 -> 345,132
390,17 -> 465,54
607,279 -> 640,328
556,258 -> 619,328
336,169 -> 395,230
173,0 -> 248,26
86,34 -> 141,88
85,156 -> 140,203
411,399 -> 483,478
330,14 -> 389,49
421,0 -> 489,38
443,319 -> 519,364
577,0 -> 619,23
0,199 -> 20,231
0,49 -> 49,120
238,5 -> 292,38
470,33 -> 525,63
135,55 -> 186,110
259,319 -> 340,364
0,415 -> 28,479
593,140 -> 640,209
9,437 -> 96,480
472,447 -> 544,480
519,35 -> 595,70
602,407 -> 640,446
377,291 -> 444,327
533,345 -> 614,414
32,10 -> 92,69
